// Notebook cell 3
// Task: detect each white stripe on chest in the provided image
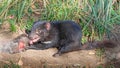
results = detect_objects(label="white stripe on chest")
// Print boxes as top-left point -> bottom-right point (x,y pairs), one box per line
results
42,41 -> 52,44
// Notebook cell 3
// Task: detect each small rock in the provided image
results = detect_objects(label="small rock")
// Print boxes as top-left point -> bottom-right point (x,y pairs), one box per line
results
89,51 -> 95,55
18,59 -> 23,66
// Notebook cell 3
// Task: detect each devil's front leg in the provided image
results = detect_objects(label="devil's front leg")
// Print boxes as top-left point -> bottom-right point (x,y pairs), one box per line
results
27,40 -> 58,50
53,41 -> 81,57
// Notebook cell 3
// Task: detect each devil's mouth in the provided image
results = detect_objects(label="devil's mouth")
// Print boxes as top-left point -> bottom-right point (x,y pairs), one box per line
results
29,38 -> 40,44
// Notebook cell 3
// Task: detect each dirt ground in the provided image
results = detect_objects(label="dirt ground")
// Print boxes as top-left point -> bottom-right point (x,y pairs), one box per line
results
0,24 -> 120,68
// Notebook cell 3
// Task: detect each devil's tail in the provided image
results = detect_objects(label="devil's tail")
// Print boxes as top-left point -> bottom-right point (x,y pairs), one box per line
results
81,40 -> 117,50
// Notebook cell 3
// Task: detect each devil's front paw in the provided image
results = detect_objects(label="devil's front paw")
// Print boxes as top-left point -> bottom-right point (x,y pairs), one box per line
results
52,52 -> 62,57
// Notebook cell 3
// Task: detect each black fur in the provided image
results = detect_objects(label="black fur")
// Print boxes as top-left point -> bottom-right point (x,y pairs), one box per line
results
27,20 -> 82,56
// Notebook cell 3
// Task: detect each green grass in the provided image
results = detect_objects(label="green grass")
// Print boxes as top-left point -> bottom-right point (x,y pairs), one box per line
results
40,0 -> 120,40
0,0 -> 120,40
0,0 -> 38,31
41,0 -> 81,21
95,48 -> 105,57
80,0 -> 120,40
3,61 -> 20,68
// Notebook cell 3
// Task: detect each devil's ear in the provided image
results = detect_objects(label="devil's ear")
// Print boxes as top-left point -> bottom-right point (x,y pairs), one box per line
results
44,22 -> 51,30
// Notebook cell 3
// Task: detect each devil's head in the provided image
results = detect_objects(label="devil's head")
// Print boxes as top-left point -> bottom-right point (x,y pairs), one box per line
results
26,21 -> 51,44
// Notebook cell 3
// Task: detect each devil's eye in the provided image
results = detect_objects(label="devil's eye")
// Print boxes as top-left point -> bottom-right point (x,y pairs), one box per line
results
39,30 -> 42,33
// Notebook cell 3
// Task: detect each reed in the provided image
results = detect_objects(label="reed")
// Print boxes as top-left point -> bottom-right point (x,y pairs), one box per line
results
80,0 -> 120,39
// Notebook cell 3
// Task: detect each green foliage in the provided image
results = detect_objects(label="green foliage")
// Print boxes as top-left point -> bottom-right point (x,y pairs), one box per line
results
80,0 -> 120,39
9,19 -> 16,32
21,18 -> 35,30
0,0 -> 120,40
0,0 -> 36,31
3,61 -> 20,68
96,65 -> 103,68
96,65 -> 115,68
41,0 -> 81,21
95,48 -> 105,57
40,0 -> 120,40
106,65 -> 115,68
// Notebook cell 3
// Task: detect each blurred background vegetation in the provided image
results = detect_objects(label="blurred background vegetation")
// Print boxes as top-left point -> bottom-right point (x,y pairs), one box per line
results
0,0 -> 120,42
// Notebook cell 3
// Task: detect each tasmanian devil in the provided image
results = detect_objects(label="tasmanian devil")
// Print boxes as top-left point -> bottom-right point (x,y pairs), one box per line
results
26,20 -> 82,56
26,20 -> 117,57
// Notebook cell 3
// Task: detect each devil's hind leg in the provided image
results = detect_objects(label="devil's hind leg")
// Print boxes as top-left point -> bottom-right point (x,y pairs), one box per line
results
53,41 -> 81,57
